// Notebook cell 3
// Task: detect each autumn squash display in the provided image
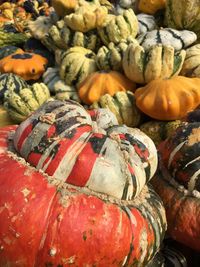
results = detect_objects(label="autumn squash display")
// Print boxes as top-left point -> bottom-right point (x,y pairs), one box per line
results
0,99 -> 167,266
78,70 -> 135,104
134,76 -> 200,120
0,50 -> 48,81
152,109 -> 200,251
91,91 -> 142,127
123,44 -> 186,84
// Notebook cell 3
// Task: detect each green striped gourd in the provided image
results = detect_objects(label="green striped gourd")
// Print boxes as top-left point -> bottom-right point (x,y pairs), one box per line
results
97,9 -> 138,45
96,37 -> 138,71
137,13 -> 157,35
0,46 -> 22,60
123,43 -> 186,84
0,73 -> 28,104
91,91 -> 141,127
56,47 -> 97,87
0,28 -> 28,47
42,20 -> 101,52
165,0 -> 200,41
4,83 -> 50,123
137,28 -> 197,51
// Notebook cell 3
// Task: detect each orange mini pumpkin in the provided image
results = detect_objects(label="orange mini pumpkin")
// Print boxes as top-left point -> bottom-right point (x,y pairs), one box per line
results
0,51 -> 48,81
78,70 -> 136,105
135,76 -> 200,120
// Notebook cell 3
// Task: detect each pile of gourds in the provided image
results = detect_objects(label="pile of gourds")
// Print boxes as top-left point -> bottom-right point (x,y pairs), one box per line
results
0,0 -> 200,266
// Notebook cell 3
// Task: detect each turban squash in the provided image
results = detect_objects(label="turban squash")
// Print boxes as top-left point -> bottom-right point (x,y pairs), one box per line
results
152,110 -> 200,251
0,100 -> 167,266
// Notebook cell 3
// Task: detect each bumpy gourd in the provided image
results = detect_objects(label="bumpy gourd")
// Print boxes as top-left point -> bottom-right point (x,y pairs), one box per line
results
78,70 -> 135,104
123,44 -> 186,84
56,47 -> 97,87
91,91 -> 141,127
0,28 -> 28,47
180,44 -> 200,78
137,28 -> 197,51
135,76 -> 200,120
4,83 -> 50,123
98,9 -> 138,45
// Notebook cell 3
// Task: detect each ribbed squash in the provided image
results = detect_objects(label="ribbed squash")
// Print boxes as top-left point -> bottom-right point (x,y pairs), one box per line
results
78,71 -> 136,104
0,105 -> 15,127
165,0 -> 200,41
138,0 -> 166,14
135,76 -> 200,120
0,51 -> 48,81
0,73 -> 28,103
123,44 -> 186,84
64,5 -> 108,32
0,28 -> 28,47
96,37 -> 138,71
137,13 -> 157,35
137,28 -> 197,51
91,91 -> 141,127
56,47 -> 97,87
181,44 -> 200,78
4,83 -> 50,123
97,9 -> 138,45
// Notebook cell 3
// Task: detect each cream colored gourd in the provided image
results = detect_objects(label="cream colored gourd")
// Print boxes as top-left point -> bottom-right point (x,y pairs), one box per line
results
181,44 -> 200,78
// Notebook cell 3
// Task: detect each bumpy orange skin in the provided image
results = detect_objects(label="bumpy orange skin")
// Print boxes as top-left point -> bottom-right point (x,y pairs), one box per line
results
138,0 -> 166,14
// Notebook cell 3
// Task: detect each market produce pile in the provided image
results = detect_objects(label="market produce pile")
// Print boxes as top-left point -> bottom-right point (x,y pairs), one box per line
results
0,0 -> 200,266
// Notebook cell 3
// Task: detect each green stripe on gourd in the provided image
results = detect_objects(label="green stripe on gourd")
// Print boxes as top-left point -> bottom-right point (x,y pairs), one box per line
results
137,13 -> 157,35
56,47 -> 97,87
97,9 -> 138,45
96,37 -> 138,71
0,29 -> 28,47
0,73 -> 28,104
91,91 -> 141,127
4,83 -> 51,123
122,43 -> 186,84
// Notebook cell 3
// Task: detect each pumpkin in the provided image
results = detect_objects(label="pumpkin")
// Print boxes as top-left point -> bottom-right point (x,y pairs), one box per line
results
0,105 -> 15,127
180,44 -> 200,78
138,0 -> 166,14
0,73 -> 28,104
78,70 -> 136,104
152,110 -> 200,251
0,111 -> 166,266
0,28 -> 28,47
56,47 -> 97,87
137,13 -> 157,35
123,44 -> 186,84
96,37 -> 138,71
91,91 -> 142,127
137,28 -> 197,51
165,0 -> 200,41
64,6 -> 108,32
0,45 -> 23,60
134,76 -> 200,120
140,120 -> 183,146
4,83 -> 50,123
97,9 -> 138,45
0,51 -> 48,81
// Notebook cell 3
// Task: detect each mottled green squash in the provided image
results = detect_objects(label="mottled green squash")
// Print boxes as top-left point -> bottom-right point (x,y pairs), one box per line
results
4,83 -> 51,123
0,46 -> 23,60
91,91 -> 141,127
0,28 -> 28,47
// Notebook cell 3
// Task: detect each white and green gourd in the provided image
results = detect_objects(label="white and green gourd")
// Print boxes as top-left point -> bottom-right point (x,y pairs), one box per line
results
114,0 -> 138,15
97,9 -> 138,45
137,13 -> 157,35
56,47 -> 97,87
137,28 -> 197,51
91,91 -> 142,127
4,83 -> 51,123
122,43 -> 186,83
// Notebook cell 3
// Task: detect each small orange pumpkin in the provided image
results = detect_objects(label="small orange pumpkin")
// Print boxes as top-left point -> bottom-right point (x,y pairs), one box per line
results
0,51 -> 48,81
78,70 -> 136,105
138,0 -> 166,14
135,76 -> 200,120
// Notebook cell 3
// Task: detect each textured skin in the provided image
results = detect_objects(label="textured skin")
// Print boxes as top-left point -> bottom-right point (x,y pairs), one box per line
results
0,125 -> 166,266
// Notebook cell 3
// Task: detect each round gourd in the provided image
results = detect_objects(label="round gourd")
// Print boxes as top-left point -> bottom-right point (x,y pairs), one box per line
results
134,76 -> 200,120
91,91 -> 142,127
138,0 -> 166,14
78,70 -> 136,104
123,44 -> 186,84
137,13 -> 157,35
0,73 -> 28,103
97,9 -> 138,45
64,5 -> 108,32
4,83 -> 50,123
56,47 -> 97,87
152,111 -> 200,251
180,44 -> 200,78
165,0 -> 200,41
0,51 -> 48,81
137,28 -> 197,51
